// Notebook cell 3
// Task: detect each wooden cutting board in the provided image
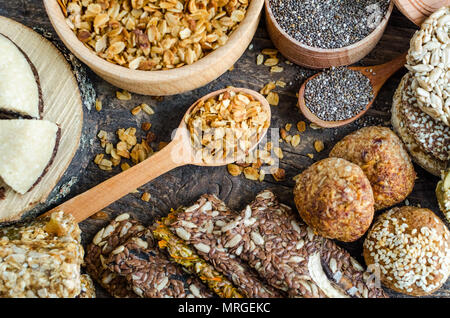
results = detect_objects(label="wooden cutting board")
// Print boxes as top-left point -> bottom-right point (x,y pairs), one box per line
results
0,16 -> 83,222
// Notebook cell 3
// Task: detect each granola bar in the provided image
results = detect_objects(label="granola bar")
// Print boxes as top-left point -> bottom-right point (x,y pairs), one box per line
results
153,223 -> 243,298
167,195 -> 283,298
221,190 -> 387,298
0,239 -> 82,298
77,274 -> 96,298
106,229 -> 213,298
0,212 -> 84,298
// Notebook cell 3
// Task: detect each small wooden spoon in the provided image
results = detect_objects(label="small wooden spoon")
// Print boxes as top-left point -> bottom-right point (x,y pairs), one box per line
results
42,87 -> 271,223
297,53 -> 407,128
394,0 -> 448,25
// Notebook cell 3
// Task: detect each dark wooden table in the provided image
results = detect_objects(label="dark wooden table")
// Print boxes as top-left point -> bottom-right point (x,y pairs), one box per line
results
1,0 -> 448,298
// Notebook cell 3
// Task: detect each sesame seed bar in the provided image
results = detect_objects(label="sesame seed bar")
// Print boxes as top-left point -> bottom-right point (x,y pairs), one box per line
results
167,195 -> 283,298
153,223 -> 243,298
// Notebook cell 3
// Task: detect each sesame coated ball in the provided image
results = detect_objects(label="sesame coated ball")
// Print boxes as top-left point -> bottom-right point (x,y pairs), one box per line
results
329,126 -> 416,210
293,157 -> 374,242
364,206 -> 450,296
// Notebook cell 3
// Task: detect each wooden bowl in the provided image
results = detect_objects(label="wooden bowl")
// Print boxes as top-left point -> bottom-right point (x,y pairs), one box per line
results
43,0 -> 264,96
264,0 -> 394,69
394,0 -> 447,25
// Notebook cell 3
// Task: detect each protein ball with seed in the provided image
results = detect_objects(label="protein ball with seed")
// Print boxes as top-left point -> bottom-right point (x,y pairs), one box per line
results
294,158 -> 374,242
364,207 -> 450,296
329,126 -> 416,210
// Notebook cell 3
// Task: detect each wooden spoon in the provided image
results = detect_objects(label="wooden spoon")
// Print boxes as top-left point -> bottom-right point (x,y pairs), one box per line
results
394,0 -> 448,25
42,87 -> 271,222
297,53 -> 407,128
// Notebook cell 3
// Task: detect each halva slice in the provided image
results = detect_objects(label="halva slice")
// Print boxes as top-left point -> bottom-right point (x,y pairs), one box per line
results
0,33 -> 42,118
0,119 -> 59,194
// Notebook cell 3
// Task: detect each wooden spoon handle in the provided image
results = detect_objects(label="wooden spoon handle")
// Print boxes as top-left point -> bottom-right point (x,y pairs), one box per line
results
352,52 -> 407,91
42,139 -> 185,223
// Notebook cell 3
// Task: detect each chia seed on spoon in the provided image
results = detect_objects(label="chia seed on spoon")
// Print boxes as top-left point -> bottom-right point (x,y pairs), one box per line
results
268,0 -> 390,49
304,67 -> 374,121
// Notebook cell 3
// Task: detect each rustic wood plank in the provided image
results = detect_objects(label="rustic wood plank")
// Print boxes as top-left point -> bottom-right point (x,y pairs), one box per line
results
0,1 -> 447,298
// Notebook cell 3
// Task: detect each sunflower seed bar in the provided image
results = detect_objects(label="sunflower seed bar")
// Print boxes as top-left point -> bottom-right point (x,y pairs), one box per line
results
77,274 -> 96,298
0,212 -> 84,298
221,190 -> 387,298
153,223 -> 243,298
106,228 -> 213,298
167,195 -> 283,298
85,213 -> 146,297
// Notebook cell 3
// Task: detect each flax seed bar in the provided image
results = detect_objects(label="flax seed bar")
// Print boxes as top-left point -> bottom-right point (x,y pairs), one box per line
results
105,228 -> 213,298
167,195 -> 283,298
0,212 -> 84,298
221,190 -> 387,298
85,213 -> 146,298
153,223 -> 243,298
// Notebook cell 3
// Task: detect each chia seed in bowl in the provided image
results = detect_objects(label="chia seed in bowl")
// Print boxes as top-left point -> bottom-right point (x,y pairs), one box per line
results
268,0 -> 391,49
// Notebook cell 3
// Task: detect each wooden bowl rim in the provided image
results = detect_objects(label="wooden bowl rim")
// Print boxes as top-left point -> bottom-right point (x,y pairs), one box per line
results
264,0 -> 394,54
43,0 -> 263,81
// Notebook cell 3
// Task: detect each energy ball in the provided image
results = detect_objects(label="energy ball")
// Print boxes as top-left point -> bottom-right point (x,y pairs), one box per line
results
364,206 -> 450,296
293,158 -> 374,242
329,126 -> 416,210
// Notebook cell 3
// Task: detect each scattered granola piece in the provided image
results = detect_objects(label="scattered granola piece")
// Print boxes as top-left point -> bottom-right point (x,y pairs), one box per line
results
116,90 -> 131,101
261,48 -> 278,55
271,167 -> 286,181
280,128 -> 288,140
296,121 -> 306,132
141,103 -> 155,115
258,170 -> 265,182
314,140 -> 324,152
121,163 -> 131,171
243,167 -> 259,180
131,105 -> 142,116
291,134 -> 301,147
264,57 -> 279,66
310,123 -> 322,130
275,80 -> 286,88
141,192 -> 151,202
285,123 -> 292,131
95,99 -> 102,112
146,131 -> 157,143
266,92 -> 279,106
260,82 -> 276,95
227,164 -> 242,176
307,153 -> 314,159
141,122 -> 151,131
270,66 -> 283,73
256,54 -> 264,65
273,147 -> 284,159
94,154 -> 104,165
